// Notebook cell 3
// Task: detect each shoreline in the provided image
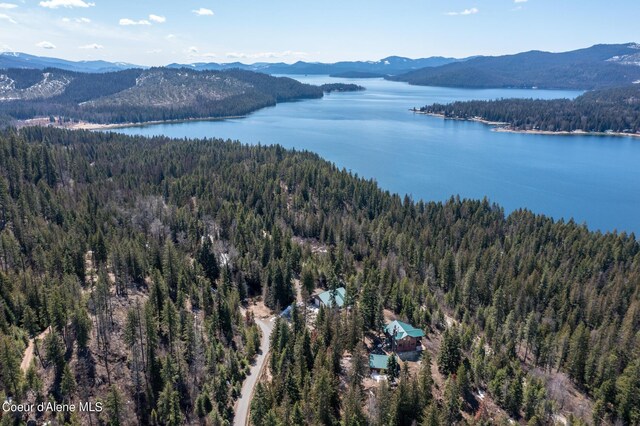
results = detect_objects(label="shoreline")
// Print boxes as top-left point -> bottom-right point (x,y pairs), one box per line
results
493,127 -> 640,138
412,110 -> 509,126
17,115 -> 249,131
413,110 -> 640,139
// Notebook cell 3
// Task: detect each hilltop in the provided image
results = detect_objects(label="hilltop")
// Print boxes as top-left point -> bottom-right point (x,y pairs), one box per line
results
0,67 -> 360,125
390,43 -> 640,90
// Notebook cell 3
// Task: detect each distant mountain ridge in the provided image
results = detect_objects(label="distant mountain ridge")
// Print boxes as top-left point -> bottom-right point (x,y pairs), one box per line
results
166,56 -> 465,76
3,43 -> 640,90
389,43 -> 640,90
0,52 -> 143,73
0,51 -> 463,76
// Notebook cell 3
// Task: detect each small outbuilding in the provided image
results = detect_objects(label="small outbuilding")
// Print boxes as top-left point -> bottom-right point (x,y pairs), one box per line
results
369,353 -> 391,374
313,287 -> 346,308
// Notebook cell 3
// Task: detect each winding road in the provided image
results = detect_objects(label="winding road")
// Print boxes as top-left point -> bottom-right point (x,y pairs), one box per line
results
20,327 -> 50,372
234,316 -> 275,426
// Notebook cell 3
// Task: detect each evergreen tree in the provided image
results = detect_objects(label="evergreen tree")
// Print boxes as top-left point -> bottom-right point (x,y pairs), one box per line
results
251,382 -> 269,426
0,335 -> 21,397
567,323 -> 589,387
438,327 -> 462,376
386,355 -> 400,382
105,385 -> 124,426
60,363 -> 76,401
197,237 -> 220,285
442,376 -> 461,424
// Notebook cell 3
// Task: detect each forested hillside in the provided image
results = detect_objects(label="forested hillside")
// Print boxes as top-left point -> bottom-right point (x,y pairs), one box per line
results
390,43 -> 640,90
0,68 -> 360,125
0,128 -> 638,425
418,84 -> 640,134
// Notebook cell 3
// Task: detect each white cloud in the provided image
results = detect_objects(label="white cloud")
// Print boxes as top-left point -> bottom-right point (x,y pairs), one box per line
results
514,0 -> 527,2
446,7 -> 479,16
0,3 -> 18,9
119,18 -> 151,26
63,16 -> 90,23
226,50 -> 308,60
36,41 -> 56,49
149,14 -> 165,23
192,8 -> 213,16
147,49 -> 162,54
166,34 -> 176,40
79,43 -> 103,49
0,13 -> 16,23
39,0 -> 95,9
187,46 -> 217,59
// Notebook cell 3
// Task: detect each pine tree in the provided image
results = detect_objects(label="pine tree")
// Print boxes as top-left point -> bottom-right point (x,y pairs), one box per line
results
60,363 -> 77,402
343,385 -> 367,426
157,381 -> 184,426
442,376 -> 461,424
251,382 -> 269,426
105,385 -> 124,426
418,350 -> 434,410
72,307 -> 92,352
438,327 -> 461,376
44,330 -> 65,376
386,355 -> 400,381
92,230 -> 107,266
615,360 -> 640,425
421,402 -> 440,426
439,251 -> 455,291
0,335 -> 22,396
197,237 -> 220,284
567,323 -> 589,386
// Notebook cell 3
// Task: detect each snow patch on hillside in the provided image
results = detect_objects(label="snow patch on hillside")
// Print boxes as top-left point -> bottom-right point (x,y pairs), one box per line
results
0,71 -> 71,101
607,52 -> 640,66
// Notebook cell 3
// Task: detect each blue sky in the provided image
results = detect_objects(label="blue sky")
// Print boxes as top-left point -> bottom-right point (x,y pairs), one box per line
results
0,0 -> 638,65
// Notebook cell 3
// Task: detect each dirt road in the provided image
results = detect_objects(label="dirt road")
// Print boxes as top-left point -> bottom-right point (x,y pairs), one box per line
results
20,327 -> 50,372
234,316 -> 275,426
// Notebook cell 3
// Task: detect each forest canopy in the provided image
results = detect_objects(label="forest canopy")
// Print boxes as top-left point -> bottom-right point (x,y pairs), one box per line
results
0,127 -> 637,424
418,84 -> 640,134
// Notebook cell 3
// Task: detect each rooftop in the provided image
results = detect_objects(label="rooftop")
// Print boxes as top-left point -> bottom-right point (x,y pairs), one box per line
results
369,353 -> 391,370
384,320 -> 425,340
316,287 -> 346,308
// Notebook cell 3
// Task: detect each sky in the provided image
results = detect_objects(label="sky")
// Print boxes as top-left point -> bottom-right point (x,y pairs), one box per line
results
0,0 -> 639,66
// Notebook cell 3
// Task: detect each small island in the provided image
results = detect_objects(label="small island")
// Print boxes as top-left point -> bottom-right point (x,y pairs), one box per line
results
416,84 -> 640,137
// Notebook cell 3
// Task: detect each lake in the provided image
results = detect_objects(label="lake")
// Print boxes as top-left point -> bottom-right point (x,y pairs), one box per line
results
113,76 -> 640,235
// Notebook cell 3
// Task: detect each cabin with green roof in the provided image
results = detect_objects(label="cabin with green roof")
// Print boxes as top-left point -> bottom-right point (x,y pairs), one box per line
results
313,287 -> 346,308
368,353 -> 391,374
384,320 -> 425,352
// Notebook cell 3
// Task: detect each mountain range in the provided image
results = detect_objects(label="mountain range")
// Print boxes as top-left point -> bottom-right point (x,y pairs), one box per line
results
0,52 -> 141,73
389,43 -> 640,89
166,56 -> 465,76
2,43 -> 640,91
0,51 -> 461,76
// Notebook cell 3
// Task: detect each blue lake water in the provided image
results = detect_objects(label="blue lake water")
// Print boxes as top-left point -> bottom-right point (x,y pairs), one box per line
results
113,76 -> 640,235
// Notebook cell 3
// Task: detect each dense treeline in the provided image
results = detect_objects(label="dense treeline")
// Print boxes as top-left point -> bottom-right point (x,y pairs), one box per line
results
0,127 -> 638,425
0,68 -> 364,125
419,84 -> 640,134
320,83 -> 366,93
